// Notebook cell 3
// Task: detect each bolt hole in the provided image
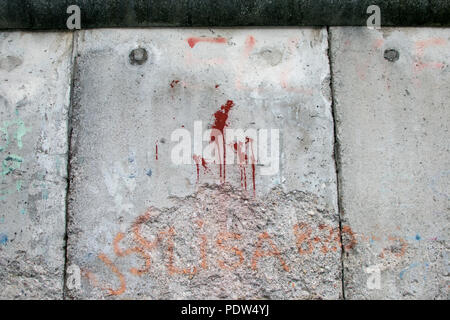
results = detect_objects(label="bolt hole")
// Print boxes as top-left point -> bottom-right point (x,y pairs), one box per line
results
129,48 -> 148,65
384,49 -> 399,62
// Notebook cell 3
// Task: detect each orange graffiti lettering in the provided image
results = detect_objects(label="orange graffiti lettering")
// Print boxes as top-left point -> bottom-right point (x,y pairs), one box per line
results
216,231 -> 244,270
166,227 -> 198,275
293,223 -> 314,255
97,253 -> 126,296
251,232 -> 290,272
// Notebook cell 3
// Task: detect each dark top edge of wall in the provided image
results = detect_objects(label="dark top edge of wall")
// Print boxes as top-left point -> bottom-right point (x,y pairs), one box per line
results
0,0 -> 449,30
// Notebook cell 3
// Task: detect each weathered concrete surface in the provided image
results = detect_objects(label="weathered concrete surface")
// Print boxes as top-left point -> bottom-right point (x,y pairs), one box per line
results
330,27 -> 450,299
0,32 -> 73,299
66,28 -> 341,299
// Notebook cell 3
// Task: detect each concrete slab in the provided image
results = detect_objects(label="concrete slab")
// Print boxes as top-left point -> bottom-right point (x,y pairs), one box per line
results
330,27 -> 450,299
66,28 -> 341,299
0,32 -> 73,299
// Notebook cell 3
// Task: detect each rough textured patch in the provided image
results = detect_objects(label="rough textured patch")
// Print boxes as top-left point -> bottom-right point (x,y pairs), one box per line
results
66,28 -> 340,299
0,32 -> 73,299
330,27 -> 449,299
71,186 -> 342,299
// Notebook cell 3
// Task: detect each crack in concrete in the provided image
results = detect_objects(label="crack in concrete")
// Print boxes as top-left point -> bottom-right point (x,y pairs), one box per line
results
326,26 -> 346,300
62,31 -> 78,300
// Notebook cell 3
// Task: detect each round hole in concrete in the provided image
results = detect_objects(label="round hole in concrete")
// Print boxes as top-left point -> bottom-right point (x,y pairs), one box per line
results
129,47 -> 148,65
384,49 -> 400,62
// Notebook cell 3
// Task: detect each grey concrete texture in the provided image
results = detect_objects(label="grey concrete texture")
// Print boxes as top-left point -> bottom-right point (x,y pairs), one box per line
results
66,28 -> 341,299
0,27 -> 448,300
330,27 -> 450,299
0,32 -> 73,299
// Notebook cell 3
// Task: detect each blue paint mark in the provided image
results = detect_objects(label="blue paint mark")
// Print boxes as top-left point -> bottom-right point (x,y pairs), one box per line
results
0,233 -> 8,245
129,174 -> 136,179
399,262 -> 420,280
423,263 -> 430,281
20,208 -> 26,215
42,188 -> 49,200
415,234 -> 421,241
146,169 -> 152,177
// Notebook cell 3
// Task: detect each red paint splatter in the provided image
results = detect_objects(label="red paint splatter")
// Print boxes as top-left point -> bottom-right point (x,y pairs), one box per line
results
211,100 -> 234,182
244,36 -> 256,56
187,37 -> 227,48
170,80 -> 180,88
211,100 -> 234,136
215,84 -> 220,88
191,99 -> 256,196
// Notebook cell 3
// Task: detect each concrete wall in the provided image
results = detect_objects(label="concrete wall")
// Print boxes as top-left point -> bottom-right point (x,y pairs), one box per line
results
0,27 -> 448,299
331,27 -> 449,299
0,32 -> 73,299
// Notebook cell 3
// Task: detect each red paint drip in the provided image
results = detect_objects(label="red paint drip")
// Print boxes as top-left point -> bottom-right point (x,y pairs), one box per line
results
187,37 -> 227,48
233,141 -> 246,189
192,99 -> 256,196
232,138 -> 256,195
251,163 -> 255,195
155,141 -> 158,160
244,36 -> 256,56
193,155 -> 209,183
247,137 -> 256,196
201,157 -> 208,170
211,100 -> 234,182
193,155 -> 200,183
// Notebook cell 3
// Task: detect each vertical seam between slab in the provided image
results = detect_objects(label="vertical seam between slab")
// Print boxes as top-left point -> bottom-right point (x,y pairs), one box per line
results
62,31 -> 78,300
326,26 -> 346,300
